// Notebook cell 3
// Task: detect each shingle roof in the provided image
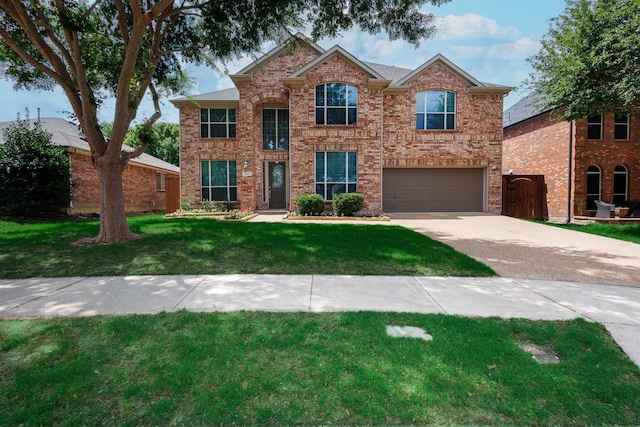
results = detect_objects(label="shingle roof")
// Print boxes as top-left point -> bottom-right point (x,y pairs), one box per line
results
362,61 -> 412,85
0,118 -> 179,173
172,87 -> 239,103
503,92 -> 553,128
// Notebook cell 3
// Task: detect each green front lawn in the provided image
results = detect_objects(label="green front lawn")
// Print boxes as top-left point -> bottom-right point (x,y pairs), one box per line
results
547,221 -> 640,245
0,215 -> 495,279
1,312 -> 639,426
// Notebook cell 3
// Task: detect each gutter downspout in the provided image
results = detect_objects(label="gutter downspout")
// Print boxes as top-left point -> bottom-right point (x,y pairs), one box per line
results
566,120 -> 573,224
380,90 -> 384,213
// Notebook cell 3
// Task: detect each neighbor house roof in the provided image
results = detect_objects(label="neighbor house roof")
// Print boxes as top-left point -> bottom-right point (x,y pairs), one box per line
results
503,92 -> 554,128
0,118 -> 179,174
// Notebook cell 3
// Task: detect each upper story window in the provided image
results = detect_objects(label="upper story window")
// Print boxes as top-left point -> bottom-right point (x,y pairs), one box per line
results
315,83 -> 358,125
263,108 -> 289,150
587,114 -> 602,140
614,114 -> 629,140
200,108 -> 236,138
416,90 -> 456,130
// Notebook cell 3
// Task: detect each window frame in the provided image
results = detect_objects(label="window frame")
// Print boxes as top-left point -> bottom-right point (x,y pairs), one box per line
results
586,165 -> 601,211
201,160 -> 237,202
315,151 -> 358,201
262,108 -> 290,150
200,108 -> 237,139
156,173 -> 166,191
315,83 -> 358,126
416,90 -> 456,130
587,114 -> 602,140
613,165 -> 628,207
614,114 -> 630,140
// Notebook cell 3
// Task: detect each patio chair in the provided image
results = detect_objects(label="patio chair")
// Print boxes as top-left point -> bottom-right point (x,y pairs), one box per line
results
594,200 -> 615,218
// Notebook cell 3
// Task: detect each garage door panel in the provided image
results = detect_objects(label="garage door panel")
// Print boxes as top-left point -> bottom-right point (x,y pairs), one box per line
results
383,168 -> 484,212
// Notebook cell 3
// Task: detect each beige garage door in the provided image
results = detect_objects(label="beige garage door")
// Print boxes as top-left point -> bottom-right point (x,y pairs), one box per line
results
383,168 -> 484,212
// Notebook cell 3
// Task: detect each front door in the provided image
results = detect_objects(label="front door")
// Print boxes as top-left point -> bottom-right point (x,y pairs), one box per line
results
268,162 -> 286,209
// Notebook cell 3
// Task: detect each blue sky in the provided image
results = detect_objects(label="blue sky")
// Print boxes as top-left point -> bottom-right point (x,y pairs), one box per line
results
0,0 -> 567,124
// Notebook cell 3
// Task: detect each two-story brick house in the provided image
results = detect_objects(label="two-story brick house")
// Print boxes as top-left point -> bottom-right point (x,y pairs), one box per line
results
503,93 -> 640,221
171,35 -> 512,213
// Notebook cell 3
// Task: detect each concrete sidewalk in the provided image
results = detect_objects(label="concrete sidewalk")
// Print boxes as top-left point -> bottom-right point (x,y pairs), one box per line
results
1,274 -> 639,368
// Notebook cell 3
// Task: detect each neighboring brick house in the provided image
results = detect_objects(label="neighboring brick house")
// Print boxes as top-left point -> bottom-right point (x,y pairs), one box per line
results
503,93 -> 640,221
0,118 -> 180,214
171,35 -> 512,213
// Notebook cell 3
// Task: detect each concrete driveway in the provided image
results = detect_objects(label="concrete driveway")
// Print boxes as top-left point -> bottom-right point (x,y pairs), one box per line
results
389,213 -> 640,287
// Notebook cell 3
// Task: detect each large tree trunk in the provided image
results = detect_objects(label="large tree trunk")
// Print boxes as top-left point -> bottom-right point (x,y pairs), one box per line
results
92,156 -> 135,244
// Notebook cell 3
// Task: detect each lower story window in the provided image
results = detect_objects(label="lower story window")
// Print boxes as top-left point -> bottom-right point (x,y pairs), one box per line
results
201,160 -> 237,201
156,173 -> 166,190
586,165 -> 601,211
315,151 -> 357,200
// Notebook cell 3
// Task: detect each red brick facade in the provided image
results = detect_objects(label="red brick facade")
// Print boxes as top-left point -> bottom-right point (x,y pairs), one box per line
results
503,111 -> 640,220
68,151 -> 177,214
173,37 -> 510,213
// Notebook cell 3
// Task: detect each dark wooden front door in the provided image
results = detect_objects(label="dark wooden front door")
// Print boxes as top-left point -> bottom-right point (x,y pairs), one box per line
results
269,162 -> 286,209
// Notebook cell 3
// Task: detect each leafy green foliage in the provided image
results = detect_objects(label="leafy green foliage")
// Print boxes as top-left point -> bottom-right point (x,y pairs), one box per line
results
124,122 -> 179,166
296,193 -> 325,215
333,192 -> 364,216
1,313 -> 639,425
0,115 -> 71,215
526,0 -> 640,119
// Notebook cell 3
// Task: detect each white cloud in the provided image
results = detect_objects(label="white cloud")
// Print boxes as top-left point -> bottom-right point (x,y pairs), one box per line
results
451,37 -> 541,60
437,14 -> 519,40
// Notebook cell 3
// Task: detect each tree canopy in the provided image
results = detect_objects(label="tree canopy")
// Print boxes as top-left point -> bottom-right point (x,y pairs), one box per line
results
0,0 -> 450,242
526,0 -> 640,120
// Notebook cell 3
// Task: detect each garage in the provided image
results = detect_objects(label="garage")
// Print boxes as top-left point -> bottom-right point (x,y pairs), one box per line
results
383,168 -> 485,212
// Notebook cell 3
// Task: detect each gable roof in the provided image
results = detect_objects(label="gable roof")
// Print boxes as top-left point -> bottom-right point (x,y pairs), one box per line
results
503,92 -> 553,128
170,37 -> 513,106
395,54 -> 512,94
288,45 -> 388,80
0,118 -> 179,174
233,32 -> 325,77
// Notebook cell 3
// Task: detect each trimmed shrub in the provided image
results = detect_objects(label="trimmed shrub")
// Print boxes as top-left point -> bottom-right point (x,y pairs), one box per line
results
296,193 -> 325,216
332,192 -> 363,216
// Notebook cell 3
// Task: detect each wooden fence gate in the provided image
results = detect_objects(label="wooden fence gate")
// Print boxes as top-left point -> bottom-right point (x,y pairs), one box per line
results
165,175 -> 180,214
502,175 -> 547,220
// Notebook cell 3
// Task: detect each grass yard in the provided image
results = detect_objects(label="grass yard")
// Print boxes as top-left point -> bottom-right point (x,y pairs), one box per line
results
0,215 -> 495,279
547,221 -> 640,245
1,312 -> 639,426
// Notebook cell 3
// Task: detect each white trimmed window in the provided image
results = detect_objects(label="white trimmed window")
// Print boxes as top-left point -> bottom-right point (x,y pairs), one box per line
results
201,160 -> 237,201
156,173 -> 166,190
614,114 -> 629,140
586,165 -> 601,210
587,115 -> 602,140
315,83 -> 358,125
416,90 -> 456,130
315,152 -> 357,200
200,108 -> 236,138
263,108 -> 289,150
613,165 -> 628,206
